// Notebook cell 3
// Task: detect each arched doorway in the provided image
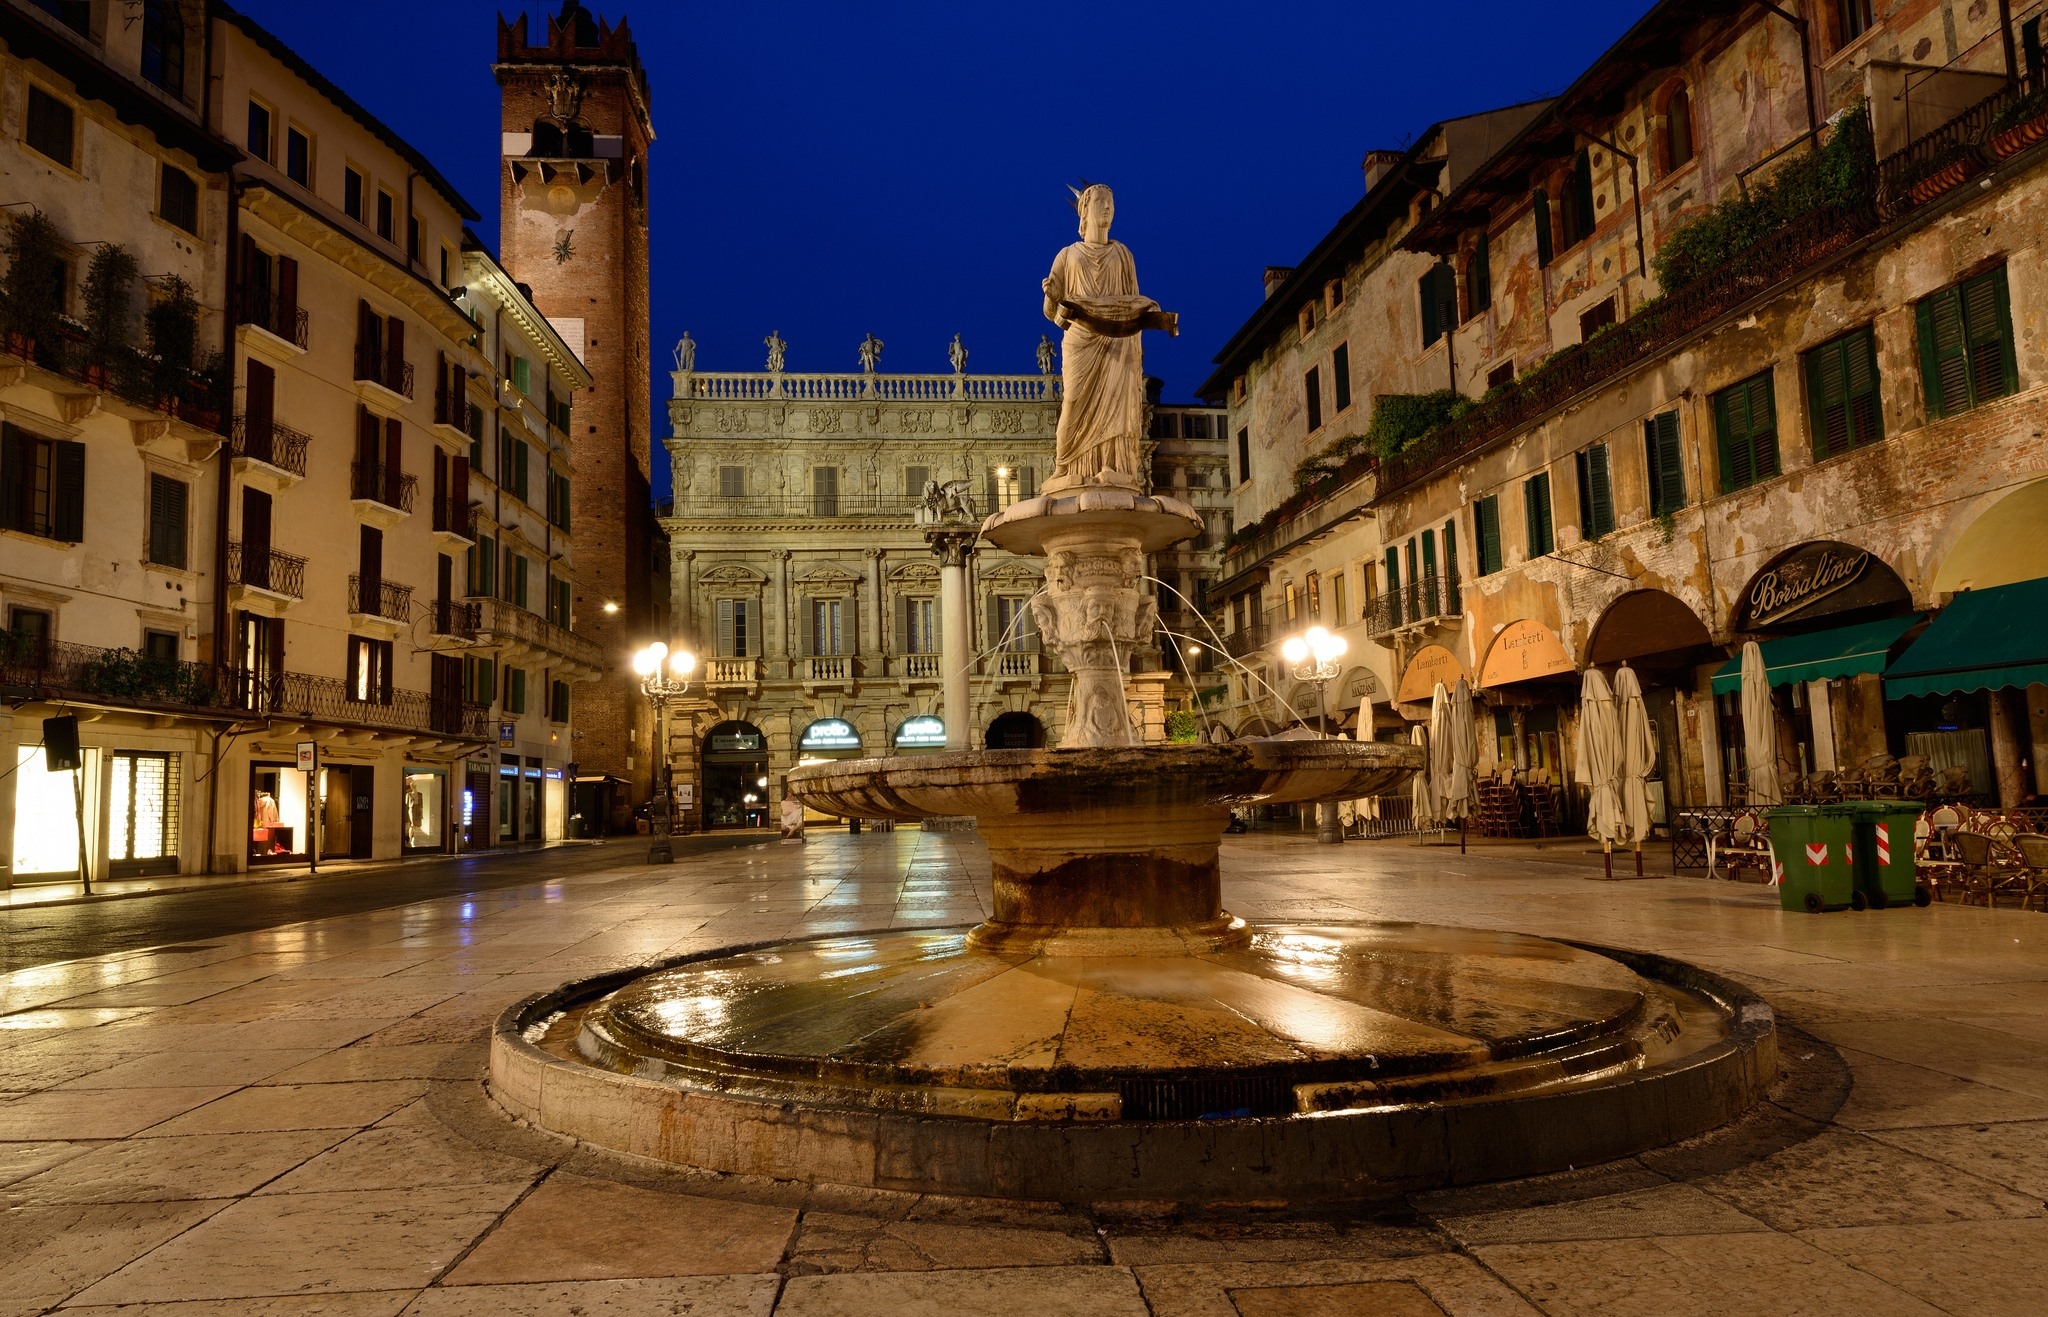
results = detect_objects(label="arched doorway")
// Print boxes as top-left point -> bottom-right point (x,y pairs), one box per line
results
700,720 -> 769,829
985,711 -> 1045,750
1932,478 -> 2048,594
1588,590 -> 1717,819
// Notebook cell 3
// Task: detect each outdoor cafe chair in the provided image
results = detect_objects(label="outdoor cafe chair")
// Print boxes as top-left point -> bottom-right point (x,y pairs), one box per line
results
1956,831 -> 2026,908
2013,835 -> 2048,912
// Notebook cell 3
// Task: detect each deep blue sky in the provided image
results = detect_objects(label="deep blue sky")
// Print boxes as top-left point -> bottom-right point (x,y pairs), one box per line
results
236,0 -> 1650,501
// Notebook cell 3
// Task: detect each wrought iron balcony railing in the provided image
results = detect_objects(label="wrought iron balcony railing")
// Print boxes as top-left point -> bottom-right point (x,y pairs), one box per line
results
228,415 -> 311,477
232,668 -> 488,739
348,575 -> 414,621
431,497 -> 478,541
0,635 -> 229,714
226,541 -> 307,599
430,599 -> 479,641
350,460 -> 417,513
236,287 -> 308,348
1364,574 -> 1458,638
353,344 -> 415,398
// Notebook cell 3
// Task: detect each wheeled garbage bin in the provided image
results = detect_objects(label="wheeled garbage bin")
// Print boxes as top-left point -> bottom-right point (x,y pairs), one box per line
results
1765,805 -> 1857,913
1844,800 -> 1928,909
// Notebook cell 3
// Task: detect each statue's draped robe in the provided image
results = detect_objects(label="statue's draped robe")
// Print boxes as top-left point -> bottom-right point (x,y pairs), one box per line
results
1045,239 -> 1150,484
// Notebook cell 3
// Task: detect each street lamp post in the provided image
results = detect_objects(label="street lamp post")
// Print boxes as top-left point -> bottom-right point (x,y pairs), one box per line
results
631,641 -> 697,864
1281,625 -> 1349,845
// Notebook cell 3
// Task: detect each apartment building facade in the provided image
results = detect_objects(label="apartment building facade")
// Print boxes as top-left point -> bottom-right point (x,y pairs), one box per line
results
1228,0 -> 2048,820
0,0 -> 233,886
1145,394 -> 1229,708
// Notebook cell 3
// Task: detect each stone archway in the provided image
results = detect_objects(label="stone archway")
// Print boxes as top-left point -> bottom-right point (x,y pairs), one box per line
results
984,711 -> 1046,750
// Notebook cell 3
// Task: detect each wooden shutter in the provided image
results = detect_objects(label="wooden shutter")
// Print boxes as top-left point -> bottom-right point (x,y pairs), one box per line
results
1809,335 -> 1853,458
513,555 -> 528,609
1476,497 -> 1501,575
904,465 -> 927,496
51,440 -> 84,542
1714,374 -> 1777,493
0,425 -> 22,533
1384,547 -> 1400,595
1917,287 -> 1971,419
432,449 -> 448,512
149,474 -> 187,568
845,594 -> 858,655
245,358 -> 275,453
1533,189 -> 1553,267
720,464 -> 744,497
799,598 -> 815,657
266,614 -> 285,686
476,534 -> 495,596
1022,465 -> 1037,497
1965,265 -> 2017,405
717,599 -> 736,656
1442,519 -> 1460,612
1523,476 -> 1549,557
385,316 -> 405,389
1468,231 -> 1491,314
358,526 -> 383,596
277,256 -> 298,325
895,594 -> 909,656
356,405 -> 379,467
514,441 -> 529,500
1576,443 -> 1614,538
1645,412 -> 1684,515
357,299 -> 377,372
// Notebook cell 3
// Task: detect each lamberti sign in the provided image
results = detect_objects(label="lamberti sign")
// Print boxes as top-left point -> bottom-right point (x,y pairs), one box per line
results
1739,541 -> 1906,629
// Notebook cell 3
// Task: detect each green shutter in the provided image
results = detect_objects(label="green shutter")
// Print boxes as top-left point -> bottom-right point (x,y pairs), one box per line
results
1577,444 -> 1615,538
1442,519 -> 1460,613
1918,286 -> 1971,419
1533,190 -> 1553,267
148,474 -> 187,568
1646,412 -> 1685,516
1384,547 -> 1400,595
1524,473 -> 1553,557
1808,327 -> 1884,460
1476,496 -> 1502,575
1966,265 -> 2018,405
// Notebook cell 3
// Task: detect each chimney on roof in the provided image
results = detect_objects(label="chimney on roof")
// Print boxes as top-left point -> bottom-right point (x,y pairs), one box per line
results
1262,266 -> 1295,300
1362,150 -> 1405,192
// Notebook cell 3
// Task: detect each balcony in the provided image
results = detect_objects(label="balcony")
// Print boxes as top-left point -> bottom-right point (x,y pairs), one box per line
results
986,650 -> 1039,679
0,323 -> 226,448
433,379 -> 470,433
1365,575 -> 1457,644
663,494 -> 925,521
703,657 -> 759,687
0,636 -> 234,717
431,496 -> 478,545
233,669 -> 488,740
350,460 -> 417,525
900,653 -> 941,679
429,598 -> 479,643
235,287 -> 308,351
472,598 -> 605,677
228,415 -> 310,482
353,345 -> 414,400
804,655 -> 852,682
348,575 -> 414,623
226,541 -> 307,601
1223,620 -> 1271,660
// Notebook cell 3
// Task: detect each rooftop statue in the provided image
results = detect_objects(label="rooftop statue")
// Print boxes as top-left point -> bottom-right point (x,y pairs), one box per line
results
673,331 -> 696,373
858,332 -> 884,372
764,330 -> 787,373
948,333 -> 969,374
1042,183 -> 1177,492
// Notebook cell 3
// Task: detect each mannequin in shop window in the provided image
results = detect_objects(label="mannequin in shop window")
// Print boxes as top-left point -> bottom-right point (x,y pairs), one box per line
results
405,780 -> 425,845
252,788 -> 283,854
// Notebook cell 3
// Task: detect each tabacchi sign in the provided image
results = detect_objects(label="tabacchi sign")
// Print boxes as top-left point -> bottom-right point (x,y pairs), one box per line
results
1744,544 -> 1870,628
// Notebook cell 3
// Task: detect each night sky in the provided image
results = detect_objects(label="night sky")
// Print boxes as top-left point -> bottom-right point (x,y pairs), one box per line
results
233,0 -> 1651,500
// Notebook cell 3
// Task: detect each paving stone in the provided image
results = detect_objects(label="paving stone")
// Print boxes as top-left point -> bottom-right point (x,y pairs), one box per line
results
1129,1256 -> 1536,1317
1432,1183 -> 1769,1246
56,1047 -> 329,1090
787,1210 -> 1103,1273
2,1128 -> 345,1204
62,1295 -> 415,1316
444,1173 -> 797,1284
70,1184 -> 527,1304
1799,1217 -> 2048,1317
258,1122 -> 545,1195
0,1198 -> 229,1306
1228,1281 -> 1451,1317
264,1044 -> 470,1084
0,1085 -> 237,1139
1474,1231 -> 1944,1315
144,1081 -> 431,1136
399,1276 -> 778,1315
1692,1129 -> 2046,1230
774,1265 -> 1148,1317
1870,1117 -> 2048,1198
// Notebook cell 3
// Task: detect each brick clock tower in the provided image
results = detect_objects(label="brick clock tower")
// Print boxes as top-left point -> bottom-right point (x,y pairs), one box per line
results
496,3 -> 654,828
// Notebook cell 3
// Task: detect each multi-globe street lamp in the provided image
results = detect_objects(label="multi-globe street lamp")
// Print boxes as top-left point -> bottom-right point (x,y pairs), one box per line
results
1281,625 -> 1349,844
630,640 -> 696,864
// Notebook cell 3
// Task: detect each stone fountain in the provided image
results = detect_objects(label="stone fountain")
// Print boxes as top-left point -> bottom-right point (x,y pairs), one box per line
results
489,186 -> 1777,1203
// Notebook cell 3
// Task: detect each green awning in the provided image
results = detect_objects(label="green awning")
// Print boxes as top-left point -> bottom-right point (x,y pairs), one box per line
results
1711,613 -> 1922,696
1884,577 -> 2048,699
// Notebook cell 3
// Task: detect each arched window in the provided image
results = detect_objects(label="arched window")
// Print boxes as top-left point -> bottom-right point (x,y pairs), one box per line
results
1664,84 -> 1695,173
529,120 -> 564,157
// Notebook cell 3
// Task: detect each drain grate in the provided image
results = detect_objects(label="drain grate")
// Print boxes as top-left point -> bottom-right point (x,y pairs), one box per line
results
1117,1073 -> 1295,1120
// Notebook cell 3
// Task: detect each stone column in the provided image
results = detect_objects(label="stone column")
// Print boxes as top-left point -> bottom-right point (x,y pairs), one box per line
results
677,549 -> 697,649
774,549 -> 793,681
1991,688 -> 2026,809
930,531 -> 976,751
1808,679 -> 1837,772
864,547 -> 885,672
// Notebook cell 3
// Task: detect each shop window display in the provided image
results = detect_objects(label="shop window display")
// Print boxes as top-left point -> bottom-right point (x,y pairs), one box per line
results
108,751 -> 178,877
12,744 -> 88,881
249,763 -> 310,864
403,768 -> 444,852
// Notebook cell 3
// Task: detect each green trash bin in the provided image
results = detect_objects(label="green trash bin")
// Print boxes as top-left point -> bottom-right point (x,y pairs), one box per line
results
1844,800 -> 1928,910
1766,805 -> 1857,913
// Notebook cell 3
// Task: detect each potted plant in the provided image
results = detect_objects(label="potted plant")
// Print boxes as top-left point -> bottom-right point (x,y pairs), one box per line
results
2,211 -> 66,366
81,244 -> 137,392
1901,140 -> 1980,205
1990,86 -> 2048,159
144,275 -> 199,414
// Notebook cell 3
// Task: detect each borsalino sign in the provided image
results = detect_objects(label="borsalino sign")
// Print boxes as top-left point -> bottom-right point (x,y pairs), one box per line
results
1740,542 -> 1881,628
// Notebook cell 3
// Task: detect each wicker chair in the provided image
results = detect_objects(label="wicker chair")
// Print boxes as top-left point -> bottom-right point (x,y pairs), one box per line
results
2014,835 -> 2048,912
1956,831 -> 2026,908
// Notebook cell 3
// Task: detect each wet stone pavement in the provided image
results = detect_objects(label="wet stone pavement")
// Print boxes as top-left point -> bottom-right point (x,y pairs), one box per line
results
3,829 -> 2048,1315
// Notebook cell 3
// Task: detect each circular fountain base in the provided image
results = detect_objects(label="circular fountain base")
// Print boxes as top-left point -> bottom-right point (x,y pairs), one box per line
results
492,922 -> 1776,1203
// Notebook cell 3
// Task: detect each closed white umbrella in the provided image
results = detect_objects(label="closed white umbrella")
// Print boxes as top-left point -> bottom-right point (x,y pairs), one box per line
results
1740,641 -> 1782,806
1614,664 -> 1657,876
1429,682 -> 1453,824
1575,667 -> 1623,878
1444,678 -> 1479,850
1412,722 -> 1439,831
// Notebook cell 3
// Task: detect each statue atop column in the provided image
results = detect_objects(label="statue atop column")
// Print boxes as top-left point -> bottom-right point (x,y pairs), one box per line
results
1041,184 -> 1177,492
